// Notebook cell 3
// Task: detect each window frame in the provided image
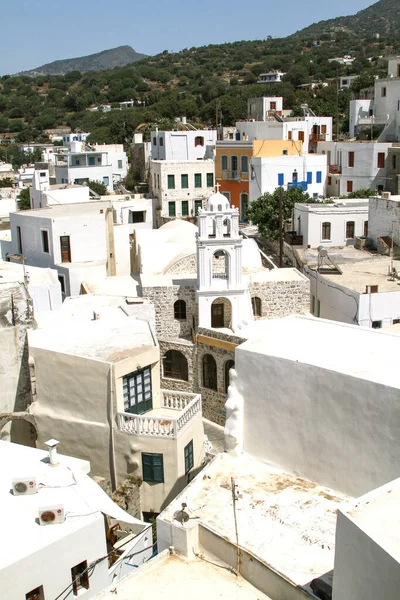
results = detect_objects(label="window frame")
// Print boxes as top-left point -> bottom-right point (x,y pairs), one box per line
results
251,296 -> 262,317
40,229 -> 49,254
221,155 -> 228,171
16,225 -> 22,254
194,173 -> 202,188
163,349 -> 188,381
377,152 -> 385,169
181,173 -> 189,189
174,299 -> 187,320
346,221 -> 355,239
347,180 -> 353,193
322,221 -> 331,241
348,151 -> 355,168
71,561 -> 89,596
195,199 -> 202,215
240,155 -> 248,173
206,172 -> 214,187
184,440 -> 194,474
202,353 -> 217,391
181,200 -> 189,216
168,201 -> 176,217
142,453 -> 164,483
167,174 -> 175,189
123,366 -> 152,415
194,136 -> 204,147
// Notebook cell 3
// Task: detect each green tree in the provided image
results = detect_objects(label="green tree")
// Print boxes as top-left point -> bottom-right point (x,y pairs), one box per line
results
0,177 -> 15,188
341,188 -> 376,198
246,187 -> 311,241
17,187 -> 31,210
88,180 -> 108,195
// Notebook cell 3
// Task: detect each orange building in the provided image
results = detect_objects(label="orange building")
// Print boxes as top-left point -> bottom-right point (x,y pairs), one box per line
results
216,139 -> 302,222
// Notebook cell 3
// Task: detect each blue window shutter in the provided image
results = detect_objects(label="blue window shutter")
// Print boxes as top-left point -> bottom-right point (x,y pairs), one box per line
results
307,172 -> 312,184
278,173 -> 284,186
316,171 -> 322,183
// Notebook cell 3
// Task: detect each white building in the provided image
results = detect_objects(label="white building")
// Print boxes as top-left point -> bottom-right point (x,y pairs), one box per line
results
318,140 -> 392,196
30,163 -> 90,209
55,148 -> 114,192
249,153 -> 328,201
196,193 -> 253,333
237,114 -> 332,154
0,441 -> 152,600
0,187 -> 18,222
349,98 -> 374,137
339,75 -> 357,89
247,96 -> 283,120
91,144 -> 129,182
150,159 -> 215,219
298,246 -> 400,327
151,129 -> 216,161
368,193 -> 400,248
28,296 -> 205,514
292,199 -> 369,248
62,132 -> 90,147
257,71 -> 285,83
328,55 -> 355,65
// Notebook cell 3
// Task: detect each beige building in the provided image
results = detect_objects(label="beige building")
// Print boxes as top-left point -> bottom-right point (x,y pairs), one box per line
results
28,295 -> 204,517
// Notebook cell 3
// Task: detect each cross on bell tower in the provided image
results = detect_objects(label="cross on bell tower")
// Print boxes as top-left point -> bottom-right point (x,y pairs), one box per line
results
196,191 -> 253,333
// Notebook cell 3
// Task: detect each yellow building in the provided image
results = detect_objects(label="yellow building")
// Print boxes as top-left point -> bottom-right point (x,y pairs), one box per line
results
216,139 -> 302,221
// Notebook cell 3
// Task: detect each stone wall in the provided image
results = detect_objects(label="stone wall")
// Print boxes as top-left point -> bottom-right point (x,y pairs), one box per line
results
249,279 -> 310,319
164,254 -> 197,275
159,338 -> 196,394
142,285 -> 198,339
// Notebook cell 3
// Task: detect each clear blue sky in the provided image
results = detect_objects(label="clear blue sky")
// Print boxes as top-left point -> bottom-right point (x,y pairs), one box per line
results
1,0 -> 374,75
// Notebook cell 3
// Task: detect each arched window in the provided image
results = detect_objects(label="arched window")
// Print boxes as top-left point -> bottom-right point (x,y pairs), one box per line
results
251,296 -> 262,317
231,155 -> 238,173
203,354 -> 217,390
221,155 -> 228,171
240,155 -> 248,173
224,360 -> 235,393
174,299 -> 186,320
163,350 -> 188,381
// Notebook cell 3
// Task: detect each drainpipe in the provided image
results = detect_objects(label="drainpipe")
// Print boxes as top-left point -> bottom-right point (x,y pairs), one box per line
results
109,364 -> 118,491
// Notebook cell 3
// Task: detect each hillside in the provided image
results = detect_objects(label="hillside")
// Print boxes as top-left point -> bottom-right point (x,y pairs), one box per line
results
20,46 -> 147,76
1,0 -> 400,150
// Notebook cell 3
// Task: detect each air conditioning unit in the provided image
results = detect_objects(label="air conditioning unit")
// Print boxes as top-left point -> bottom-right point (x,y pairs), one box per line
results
38,505 -> 65,526
12,477 -> 37,496
382,191 -> 391,199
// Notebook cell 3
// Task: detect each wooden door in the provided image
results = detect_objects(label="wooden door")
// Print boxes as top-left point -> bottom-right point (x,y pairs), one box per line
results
211,303 -> 224,328
60,236 -> 71,263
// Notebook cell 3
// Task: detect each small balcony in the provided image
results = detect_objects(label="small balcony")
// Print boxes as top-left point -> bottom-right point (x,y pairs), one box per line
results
284,231 -> 303,246
117,390 -> 202,439
220,170 -> 249,181
309,133 -> 327,143
329,165 -> 341,175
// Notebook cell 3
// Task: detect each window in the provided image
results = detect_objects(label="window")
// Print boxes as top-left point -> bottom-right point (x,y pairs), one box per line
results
142,453 -> 164,483
381,87 -> 387,97
71,561 -> 89,596
251,296 -> 262,317
168,201 -> 176,217
184,440 -> 194,474
75,159 -> 80,165
16,225 -> 22,254
224,360 -> 235,394
207,172 -> 214,187
174,299 -> 186,320
40,171 -> 46,178
221,155 -> 228,171
118,159 -> 123,169
153,137 -> 157,145
159,137 -> 164,147
278,173 -> 284,186
153,173 -> 156,188
60,236 -> 71,263
372,320 -> 382,329
316,299 -> 321,318
346,221 -> 355,238
311,295 -> 315,315
103,176 -> 109,186
26,586 -> 44,600
195,136 -> 204,147
231,156 -> 238,172
393,318 -> 400,324
194,173 -> 202,188
88,156 -> 95,166
41,230 -> 49,253
182,200 -> 189,216
348,151 -> 354,167
167,174 -> 175,189
163,350 -> 188,381
181,174 -> 188,188
195,200 -> 202,215
328,176 -> 332,185
307,172 -> 312,184
58,274 -> 66,295
202,354 -> 217,391
392,154 -> 397,170
240,156 -> 248,173
316,171 -> 322,184
364,221 -> 369,237
377,153 -> 385,168
288,130 -> 292,140
282,149 -> 288,155
222,191 -> 230,202
298,131 -> 304,142
97,157 -> 101,163
270,101 -> 276,110
129,210 -> 145,223
157,174 -> 160,189
123,367 -> 152,414
347,180 -> 353,193
322,125 -> 327,134
322,222 -> 331,240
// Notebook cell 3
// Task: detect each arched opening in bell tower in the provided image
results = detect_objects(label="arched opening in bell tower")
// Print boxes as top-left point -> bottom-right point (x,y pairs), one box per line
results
211,249 -> 230,282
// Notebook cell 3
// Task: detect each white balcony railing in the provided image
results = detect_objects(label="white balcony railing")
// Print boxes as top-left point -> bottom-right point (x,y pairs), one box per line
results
117,390 -> 202,439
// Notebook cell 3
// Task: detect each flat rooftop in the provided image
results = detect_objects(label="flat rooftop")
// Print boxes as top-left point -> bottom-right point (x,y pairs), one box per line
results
160,452 -> 349,588
295,200 -> 369,211
238,314 -> 400,389
11,200 -> 112,219
299,246 -> 400,294
95,551 -> 271,599
0,259 -> 59,286
346,477 -> 400,562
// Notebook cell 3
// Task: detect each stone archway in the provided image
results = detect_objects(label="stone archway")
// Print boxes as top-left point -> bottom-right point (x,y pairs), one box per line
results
0,412 -> 37,447
211,297 -> 232,329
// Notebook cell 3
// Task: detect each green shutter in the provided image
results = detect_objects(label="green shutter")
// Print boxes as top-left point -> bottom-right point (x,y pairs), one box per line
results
182,201 -> 189,216
207,173 -> 214,187
194,173 -> 202,188
168,202 -> 176,217
142,453 -> 164,483
184,440 -> 194,473
167,174 -> 175,189
181,174 -> 188,188
153,454 -> 164,483
195,200 -> 202,216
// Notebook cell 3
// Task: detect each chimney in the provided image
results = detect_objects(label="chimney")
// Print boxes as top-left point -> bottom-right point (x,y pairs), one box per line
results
45,439 -> 60,465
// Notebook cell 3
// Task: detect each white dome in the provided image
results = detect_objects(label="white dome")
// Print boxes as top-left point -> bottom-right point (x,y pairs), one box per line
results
206,192 -> 230,212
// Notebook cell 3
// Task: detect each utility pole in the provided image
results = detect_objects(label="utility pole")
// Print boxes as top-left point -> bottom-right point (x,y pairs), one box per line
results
279,186 -> 283,268
231,477 -> 240,575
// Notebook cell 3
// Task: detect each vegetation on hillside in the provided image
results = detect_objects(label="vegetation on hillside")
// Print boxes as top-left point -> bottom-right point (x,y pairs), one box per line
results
0,0 -> 398,145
